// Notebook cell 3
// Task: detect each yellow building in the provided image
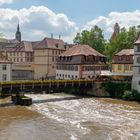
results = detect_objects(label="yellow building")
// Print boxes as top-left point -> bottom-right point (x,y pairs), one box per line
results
112,49 -> 134,80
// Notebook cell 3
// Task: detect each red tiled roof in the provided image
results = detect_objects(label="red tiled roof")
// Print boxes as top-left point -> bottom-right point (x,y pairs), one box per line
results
0,41 -> 33,52
20,41 -> 33,52
134,34 -> 140,44
115,49 -> 134,56
34,37 -> 65,50
60,44 -> 105,57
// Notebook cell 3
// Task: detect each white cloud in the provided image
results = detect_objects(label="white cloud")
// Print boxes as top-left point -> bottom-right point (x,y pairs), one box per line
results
0,6 -> 78,43
0,0 -> 13,5
83,10 -> 140,39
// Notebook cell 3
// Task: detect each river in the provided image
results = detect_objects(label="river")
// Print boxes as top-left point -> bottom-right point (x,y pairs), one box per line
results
0,93 -> 140,140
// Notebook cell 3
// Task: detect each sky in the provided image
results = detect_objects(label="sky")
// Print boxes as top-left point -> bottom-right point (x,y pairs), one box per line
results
0,0 -> 140,43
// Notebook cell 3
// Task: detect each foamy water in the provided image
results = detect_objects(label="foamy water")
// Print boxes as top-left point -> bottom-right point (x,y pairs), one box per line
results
27,93 -> 140,140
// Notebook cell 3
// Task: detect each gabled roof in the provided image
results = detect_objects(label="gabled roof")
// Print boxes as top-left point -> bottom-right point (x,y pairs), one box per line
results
115,49 -> 134,56
34,37 -> 65,50
60,44 -> 105,57
0,41 -> 33,52
134,33 -> 140,45
19,41 -> 33,52
0,38 -> 19,44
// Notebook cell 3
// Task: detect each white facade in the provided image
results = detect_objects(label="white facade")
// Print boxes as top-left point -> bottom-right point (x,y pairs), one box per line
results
56,69 -> 79,80
56,65 -> 102,80
0,63 -> 12,81
132,44 -> 140,92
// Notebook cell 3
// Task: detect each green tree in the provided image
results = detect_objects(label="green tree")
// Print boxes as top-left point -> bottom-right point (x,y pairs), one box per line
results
105,26 -> 139,62
73,26 -> 106,53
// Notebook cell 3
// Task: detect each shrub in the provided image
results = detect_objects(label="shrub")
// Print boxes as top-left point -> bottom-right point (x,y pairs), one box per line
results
122,90 -> 140,101
122,90 -> 134,100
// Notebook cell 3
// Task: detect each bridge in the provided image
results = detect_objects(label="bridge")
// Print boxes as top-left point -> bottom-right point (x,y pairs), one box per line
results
0,79 -> 99,96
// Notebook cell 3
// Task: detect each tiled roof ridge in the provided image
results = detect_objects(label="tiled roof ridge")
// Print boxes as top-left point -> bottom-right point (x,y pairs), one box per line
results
61,44 -> 105,57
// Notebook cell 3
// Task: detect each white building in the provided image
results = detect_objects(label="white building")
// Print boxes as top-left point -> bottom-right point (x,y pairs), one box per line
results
132,34 -> 140,92
56,44 -> 108,80
0,53 -> 12,81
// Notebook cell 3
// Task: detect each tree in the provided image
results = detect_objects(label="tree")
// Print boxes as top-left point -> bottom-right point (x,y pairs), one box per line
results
73,26 -> 106,53
104,26 -> 139,62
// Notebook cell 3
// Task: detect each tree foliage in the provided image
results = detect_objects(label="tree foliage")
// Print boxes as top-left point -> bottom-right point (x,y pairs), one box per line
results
73,25 -> 140,63
73,26 -> 106,53
104,26 -> 139,62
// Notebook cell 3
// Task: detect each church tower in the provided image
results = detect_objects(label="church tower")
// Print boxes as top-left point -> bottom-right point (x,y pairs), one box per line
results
15,24 -> 21,42
111,22 -> 120,40
132,32 -> 140,93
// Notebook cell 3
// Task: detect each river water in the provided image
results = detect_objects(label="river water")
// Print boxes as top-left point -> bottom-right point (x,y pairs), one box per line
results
0,93 -> 140,140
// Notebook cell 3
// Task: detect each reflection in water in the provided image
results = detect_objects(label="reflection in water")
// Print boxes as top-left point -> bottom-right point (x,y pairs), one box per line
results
0,93 -> 140,140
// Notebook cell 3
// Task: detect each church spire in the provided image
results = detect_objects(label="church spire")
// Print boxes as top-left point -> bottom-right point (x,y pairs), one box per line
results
110,22 -> 120,40
15,24 -> 21,42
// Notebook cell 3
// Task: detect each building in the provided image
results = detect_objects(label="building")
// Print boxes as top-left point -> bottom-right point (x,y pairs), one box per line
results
56,44 -> 108,80
0,53 -> 12,81
132,33 -> 140,92
110,22 -> 120,40
0,24 -> 70,80
0,41 -> 34,80
112,49 -> 134,80
33,37 -> 69,79
0,25 -> 34,80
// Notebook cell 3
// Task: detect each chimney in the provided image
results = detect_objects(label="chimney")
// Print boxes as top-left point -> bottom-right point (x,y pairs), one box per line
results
51,33 -> 53,39
59,35 -> 61,40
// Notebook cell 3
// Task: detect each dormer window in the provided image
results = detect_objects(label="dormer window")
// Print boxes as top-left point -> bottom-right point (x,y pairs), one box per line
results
55,43 -> 59,48
126,56 -> 130,61
84,56 -> 89,61
118,56 -> 122,61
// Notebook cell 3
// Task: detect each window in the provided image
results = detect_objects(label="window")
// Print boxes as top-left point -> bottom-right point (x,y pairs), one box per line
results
118,56 -> 122,61
52,50 -> 54,55
84,56 -> 89,61
2,74 -> 7,81
55,43 -> 59,48
118,65 -> 122,70
125,65 -> 129,71
130,65 -> 133,71
126,56 -> 130,61
137,46 -> 140,52
75,66 -> 78,71
52,57 -> 54,62
137,57 -> 140,63
2,65 -> 7,70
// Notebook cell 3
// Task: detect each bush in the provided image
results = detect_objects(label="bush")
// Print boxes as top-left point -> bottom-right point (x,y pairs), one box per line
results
101,82 -> 131,98
122,90 -> 134,100
122,90 -> 140,101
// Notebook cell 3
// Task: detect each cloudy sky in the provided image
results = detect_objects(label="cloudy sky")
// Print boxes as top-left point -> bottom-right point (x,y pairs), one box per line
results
0,0 -> 140,43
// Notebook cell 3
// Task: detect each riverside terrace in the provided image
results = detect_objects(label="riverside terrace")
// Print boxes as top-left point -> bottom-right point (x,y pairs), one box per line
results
0,79 -> 96,96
